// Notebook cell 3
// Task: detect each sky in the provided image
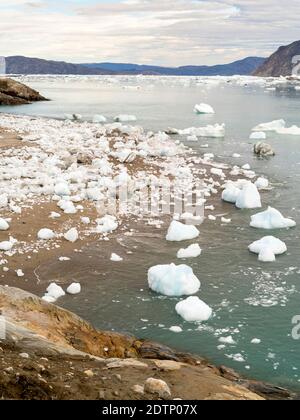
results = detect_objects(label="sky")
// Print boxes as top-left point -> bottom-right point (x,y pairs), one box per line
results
0,0 -> 299,66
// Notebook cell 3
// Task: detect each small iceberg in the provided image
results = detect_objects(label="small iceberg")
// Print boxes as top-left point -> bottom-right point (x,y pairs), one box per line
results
235,182 -> 262,209
250,207 -> 296,229
166,221 -> 199,242
148,263 -> 200,297
248,236 -> 287,262
114,115 -> 137,122
177,244 -> 202,259
175,296 -> 212,322
194,103 -> 215,115
252,119 -> 286,132
250,131 -> 267,140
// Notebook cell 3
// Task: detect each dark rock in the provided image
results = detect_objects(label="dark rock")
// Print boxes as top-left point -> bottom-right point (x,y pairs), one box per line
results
254,142 -> 275,157
0,78 -> 48,106
219,365 -> 241,381
242,381 -> 295,400
254,40 -> 300,77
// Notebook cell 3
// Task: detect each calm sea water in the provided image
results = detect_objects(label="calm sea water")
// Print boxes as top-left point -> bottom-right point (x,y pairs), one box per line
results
2,76 -> 300,390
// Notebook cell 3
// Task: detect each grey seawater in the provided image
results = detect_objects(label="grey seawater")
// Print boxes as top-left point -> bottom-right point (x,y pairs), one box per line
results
2,77 -> 300,390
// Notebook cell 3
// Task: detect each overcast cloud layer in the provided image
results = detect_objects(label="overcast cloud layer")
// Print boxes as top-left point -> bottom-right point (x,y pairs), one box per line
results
0,0 -> 299,65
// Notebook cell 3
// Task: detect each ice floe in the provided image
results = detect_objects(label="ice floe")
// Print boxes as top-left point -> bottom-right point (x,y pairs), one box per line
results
66,282 -> 81,295
37,228 -> 55,240
250,207 -> 296,230
64,228 -> 79,243
175,296 -> 212,322
177,244 -> 202,259
148,263 -> 200,297
166,221 -> 199,242
43,282 -> 65,303
194,103 -> 215,114
248,236 -> 287,262
0,218 -> 9,231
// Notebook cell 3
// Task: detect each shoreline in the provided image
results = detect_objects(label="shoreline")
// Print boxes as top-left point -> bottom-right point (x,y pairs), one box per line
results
0,112 -> 290,399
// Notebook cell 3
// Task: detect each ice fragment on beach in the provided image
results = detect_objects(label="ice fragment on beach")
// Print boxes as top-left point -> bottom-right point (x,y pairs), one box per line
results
166,221 -> 199,242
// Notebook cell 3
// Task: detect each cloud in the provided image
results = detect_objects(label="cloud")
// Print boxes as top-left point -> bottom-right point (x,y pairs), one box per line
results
0,0 -> 299,65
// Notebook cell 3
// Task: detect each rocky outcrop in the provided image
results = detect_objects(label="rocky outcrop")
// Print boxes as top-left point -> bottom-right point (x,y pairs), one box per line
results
0,286 -> 295,400
254,142 -> 275,157
0,78 -> 48,105
253,40 -> 300,77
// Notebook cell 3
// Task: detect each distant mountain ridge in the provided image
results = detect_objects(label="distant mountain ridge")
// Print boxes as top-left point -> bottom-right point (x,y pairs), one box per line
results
4,55 -> 265,76
253,40 -> 300,77
84,57 -> 265,76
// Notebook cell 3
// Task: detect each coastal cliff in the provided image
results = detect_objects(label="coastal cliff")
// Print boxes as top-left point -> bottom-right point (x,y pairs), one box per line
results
0,286 -> 294,400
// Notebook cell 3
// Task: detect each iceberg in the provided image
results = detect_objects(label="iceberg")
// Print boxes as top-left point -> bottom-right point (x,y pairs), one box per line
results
114,115 -> 137,122
252,119 -> 286,132
194,103 -> 215,114
250,207 -> 296,229
66,282 -> 81,295
235,183 -> 262,209
38,228 -> 55,240
177,244 -> 202,259
249,236 -> 287,262
175,296 -> 212,322
255,177 -> 269,190
250,131 -> 267,140
222,185 -> 240,204
0,218 -> 9,231
166,221 -> 200,242
148,263 -> 200,297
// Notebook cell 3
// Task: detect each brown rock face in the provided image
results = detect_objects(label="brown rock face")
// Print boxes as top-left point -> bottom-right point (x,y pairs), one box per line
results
253,40 -> 300,77
0,78 -> 48,105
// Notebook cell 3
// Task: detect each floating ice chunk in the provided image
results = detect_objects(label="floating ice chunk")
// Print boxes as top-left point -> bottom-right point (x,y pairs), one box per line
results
251,338 -> 261,344
250,131 -> 266,140
211,168 -> 225,177
169,326 -> 183,333
232,153 -> 241,158
276,125 -> 300,135
177,244 -> 202,259
16,269 -> 24,277
252,119 -> 285,132
93,115 -> 107,123
179,124 -> 225,138
43,282 -> 65,302
114,115 -> 137,122
148,263 -> 200,297
219,336 -> 236,345
0,241 -> 13,251
166,221 -> 199,242
235,183 -> 261,209
221,217 -> 231,224
50,212 -> 61,219
249,236 -> 287,262
66,282 -> 81,295
175,296 -> 212,322
64,228 -> 79,243
250,207 -> 296,230
54,182 -> 70,197
86,188 -> 104,201
110,253 -> 123,262
258,247 -> 276,262
97,215 -> 118,234
222,185 -> 240,204
194,103 -> 215,114
255,177 -> 269,190
38,228 -> 55,240
81,217 -> 90,225
242,164 -> 251,170
0,218 -> 9,231
187,135 -> 198,142
0,194 -> 8,208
